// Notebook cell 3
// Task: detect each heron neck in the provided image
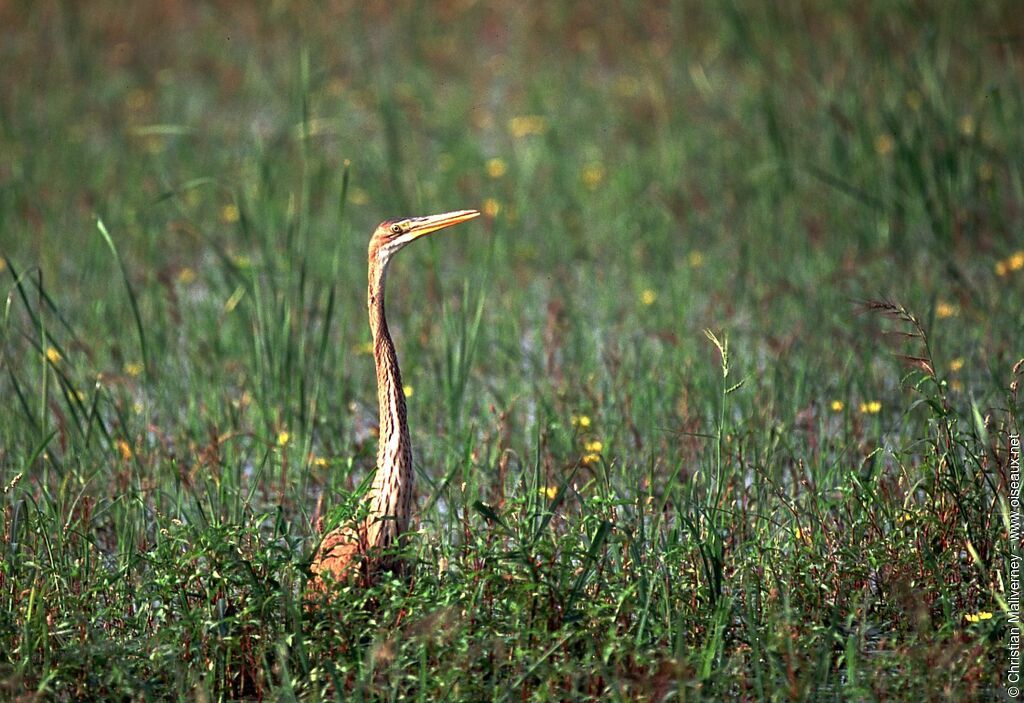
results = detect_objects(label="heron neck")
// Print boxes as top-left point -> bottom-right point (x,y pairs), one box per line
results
366,257 -> 413,548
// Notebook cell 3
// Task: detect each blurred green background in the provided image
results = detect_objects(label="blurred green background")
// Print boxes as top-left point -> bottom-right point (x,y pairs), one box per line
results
0,1 -> 1021,699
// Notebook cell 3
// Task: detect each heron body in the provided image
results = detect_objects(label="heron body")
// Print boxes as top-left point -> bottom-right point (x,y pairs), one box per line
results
311,209 -> 480,587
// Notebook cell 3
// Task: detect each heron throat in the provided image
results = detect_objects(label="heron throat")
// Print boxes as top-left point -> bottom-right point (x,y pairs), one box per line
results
365,257 -> 414,550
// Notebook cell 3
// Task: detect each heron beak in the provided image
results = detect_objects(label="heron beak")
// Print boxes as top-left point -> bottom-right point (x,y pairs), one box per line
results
407,209 -> 480,240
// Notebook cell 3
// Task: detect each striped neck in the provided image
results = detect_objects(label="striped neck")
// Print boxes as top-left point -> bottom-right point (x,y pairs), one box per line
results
365,257 -> 414,550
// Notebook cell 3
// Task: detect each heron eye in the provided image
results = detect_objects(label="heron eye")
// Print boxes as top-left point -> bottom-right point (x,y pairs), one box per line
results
390,224 -> 403,234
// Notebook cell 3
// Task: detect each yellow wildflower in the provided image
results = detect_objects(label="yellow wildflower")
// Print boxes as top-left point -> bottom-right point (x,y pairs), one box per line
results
581,163 -> 605,190
1009,251 -> 1024,271
116,439 -> 133,461
45,347 -> 62,364
571,414 -> 592,429
874,134 -> 895,156
508,115 -> 547,139
144,136 -> 165,155
313,457 -> 329,468
640,289 -> 657,306
936,301 -> 958,319
350,188 -> 369,205
959,115 -> 975,137
688,251 -> 704,268
221,204 -> 240,223
584,439 -> 603,453
126,88 -> 150,112
486,157 -> 507,179
177,267 -> 196,285
965,611 -> 992,624
830,400 -> 844,412
403,385 -> 414,398
124,362 -> 143,377
996,260 -> 1008,277
277,431 -> 290,446
614,75 -> 641,97
482,198 -> 501,218
949,358 -> 964,373
540,485 -> 558,500
582,453 -> 600,466
859,401 -> 882,414
951,380 -> 964,392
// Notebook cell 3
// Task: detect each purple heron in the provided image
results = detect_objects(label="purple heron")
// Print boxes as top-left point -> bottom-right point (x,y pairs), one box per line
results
310,209 -> 480,588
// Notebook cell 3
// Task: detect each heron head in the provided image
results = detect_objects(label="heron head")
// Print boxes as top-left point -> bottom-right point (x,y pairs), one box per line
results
370,209 -> 480,264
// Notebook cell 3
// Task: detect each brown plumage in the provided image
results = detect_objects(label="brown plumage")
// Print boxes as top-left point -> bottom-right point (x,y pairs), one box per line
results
310,209 -> 480,589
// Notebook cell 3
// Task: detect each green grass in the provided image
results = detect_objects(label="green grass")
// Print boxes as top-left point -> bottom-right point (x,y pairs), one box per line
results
1,1 -> 1021,700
